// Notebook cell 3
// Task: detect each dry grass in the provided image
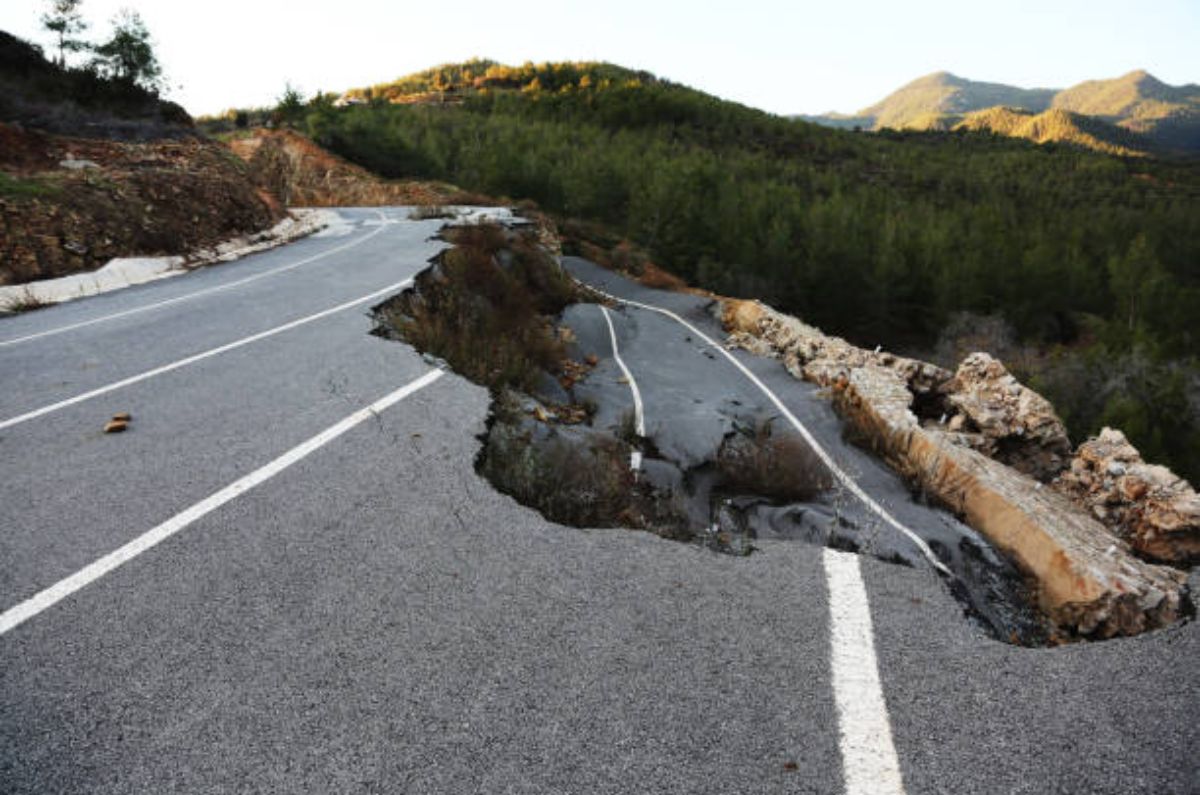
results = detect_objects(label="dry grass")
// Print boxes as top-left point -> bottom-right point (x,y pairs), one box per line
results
0,287 -> 52,314
408,205 -> 458,220
376,223 -> 586,394
481,420 -> 637,528
717,420 -> 832,502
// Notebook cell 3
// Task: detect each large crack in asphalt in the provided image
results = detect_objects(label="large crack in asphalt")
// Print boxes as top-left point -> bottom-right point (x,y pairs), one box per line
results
371,219 -> 1050,645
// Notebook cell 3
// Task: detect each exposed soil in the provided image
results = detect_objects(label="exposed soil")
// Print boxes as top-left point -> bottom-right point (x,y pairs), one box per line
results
0,123 -> 281,286
227,129 -> 494,208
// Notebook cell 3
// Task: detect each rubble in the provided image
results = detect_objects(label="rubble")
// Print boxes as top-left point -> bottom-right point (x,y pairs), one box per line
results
1054,428 -> 1200,564
945,353 -> 1073,482
833,365 -> 1185,637
724,298 -> 1190,638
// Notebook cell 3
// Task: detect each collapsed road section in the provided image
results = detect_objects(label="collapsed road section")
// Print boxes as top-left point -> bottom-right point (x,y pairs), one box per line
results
371,216 -> 1191,646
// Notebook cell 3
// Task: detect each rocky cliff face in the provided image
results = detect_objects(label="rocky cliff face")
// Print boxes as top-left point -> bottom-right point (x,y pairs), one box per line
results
724,298 -> 1193,639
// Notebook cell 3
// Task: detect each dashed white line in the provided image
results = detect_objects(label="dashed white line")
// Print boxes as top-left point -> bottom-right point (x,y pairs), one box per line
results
0,210 -> 389,349
0,369 -> 444,637
598,305 -> 646,471
825,549 -> 907,795
0,278 -> 412,432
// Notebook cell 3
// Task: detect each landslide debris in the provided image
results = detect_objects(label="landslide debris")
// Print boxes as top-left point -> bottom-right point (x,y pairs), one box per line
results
372,220 -> 850,555
227,129 -> 492,208
1055,428 -> 1200,565
374,220 -> 1055,643
0,122 -> 281,286
725,298 -> 1191,639
371,219 -> 688,541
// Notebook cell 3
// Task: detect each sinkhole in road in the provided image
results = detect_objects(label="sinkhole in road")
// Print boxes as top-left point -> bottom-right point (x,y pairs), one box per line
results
370,220 -> 1050,645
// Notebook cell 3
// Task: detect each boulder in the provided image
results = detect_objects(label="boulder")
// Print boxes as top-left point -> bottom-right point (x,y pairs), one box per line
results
945,353 -> 1073,481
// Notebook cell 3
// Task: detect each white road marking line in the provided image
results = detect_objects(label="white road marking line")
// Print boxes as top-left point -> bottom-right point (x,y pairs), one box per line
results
824,549 -> 907,795
0,210 -> 388,349
598,305 -> 646,471
584,280 -> 950,577
0,369 -> 444,637
580,273 -> 924,795
0,279 -> 412,432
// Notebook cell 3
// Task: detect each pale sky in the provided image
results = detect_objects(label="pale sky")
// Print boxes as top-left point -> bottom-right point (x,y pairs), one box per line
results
4,0 -> 1198,117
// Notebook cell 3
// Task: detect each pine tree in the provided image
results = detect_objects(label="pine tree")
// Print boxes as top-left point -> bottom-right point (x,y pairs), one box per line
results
40,0 -> 88,67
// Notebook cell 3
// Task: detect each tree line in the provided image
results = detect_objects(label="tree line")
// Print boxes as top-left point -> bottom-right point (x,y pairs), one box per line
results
38,0 -> 163,92
292,65 -> 1200,480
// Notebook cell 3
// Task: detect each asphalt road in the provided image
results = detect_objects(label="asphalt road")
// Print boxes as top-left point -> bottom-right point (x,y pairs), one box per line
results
1,209 -> 1196,794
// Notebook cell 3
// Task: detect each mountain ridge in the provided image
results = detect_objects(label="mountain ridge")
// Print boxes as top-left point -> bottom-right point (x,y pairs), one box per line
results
800,70 -> 1200,154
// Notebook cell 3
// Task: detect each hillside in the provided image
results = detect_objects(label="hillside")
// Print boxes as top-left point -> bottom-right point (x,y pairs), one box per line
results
225,129 -> 486,207
1052,70 -> 1200,151
251,59 -> 1200,481
0,32 -> 285,287
947,106 -> 1153,156
803,69 -> 1200,153
0,30 -> 190,139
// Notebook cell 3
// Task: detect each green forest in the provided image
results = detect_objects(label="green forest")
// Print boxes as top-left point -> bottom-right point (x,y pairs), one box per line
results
286,62 -> 1200,480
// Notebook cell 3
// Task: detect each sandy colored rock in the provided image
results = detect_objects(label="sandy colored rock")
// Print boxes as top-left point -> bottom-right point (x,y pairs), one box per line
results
945,353 -> 1073,481
834,365 -> 1185,638
103,419 -> 128,433
1054,428 -> 1200,564
724,298 -> 1189,638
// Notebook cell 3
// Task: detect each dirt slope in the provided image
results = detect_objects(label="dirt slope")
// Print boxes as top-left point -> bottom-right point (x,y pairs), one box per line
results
226,129 -> 489,207
0,123 -> 281,286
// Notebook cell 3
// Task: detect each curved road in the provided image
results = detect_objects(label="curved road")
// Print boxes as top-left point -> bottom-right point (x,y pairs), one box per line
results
1,209 -> 1195,793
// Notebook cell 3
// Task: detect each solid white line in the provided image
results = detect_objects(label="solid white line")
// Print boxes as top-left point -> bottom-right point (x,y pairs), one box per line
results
0,369 -> 444,637
598,305 -> 646,471
583,282 -> 950,577
0,210 -> 388,349
824,549 -> 907,795
0,278 -> 412,432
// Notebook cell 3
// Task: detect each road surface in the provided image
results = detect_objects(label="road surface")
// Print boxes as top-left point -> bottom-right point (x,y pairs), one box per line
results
1,209 -> 1196,793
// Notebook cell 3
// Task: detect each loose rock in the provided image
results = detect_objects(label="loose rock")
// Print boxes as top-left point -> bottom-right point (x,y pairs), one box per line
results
1054,428 -> 1200,564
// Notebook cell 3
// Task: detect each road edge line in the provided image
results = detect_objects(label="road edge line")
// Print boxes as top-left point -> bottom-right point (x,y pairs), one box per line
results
581,278 -> 949,577
598,304 -> 646,471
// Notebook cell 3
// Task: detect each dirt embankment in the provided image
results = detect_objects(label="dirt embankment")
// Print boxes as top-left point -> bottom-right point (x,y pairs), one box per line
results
0,123 -> 282,286
226,129 -> 490,208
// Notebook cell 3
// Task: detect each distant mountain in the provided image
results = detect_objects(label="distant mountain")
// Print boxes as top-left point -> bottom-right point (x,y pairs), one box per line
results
862,72 -> 1056,129
801,70 -> 1200,154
